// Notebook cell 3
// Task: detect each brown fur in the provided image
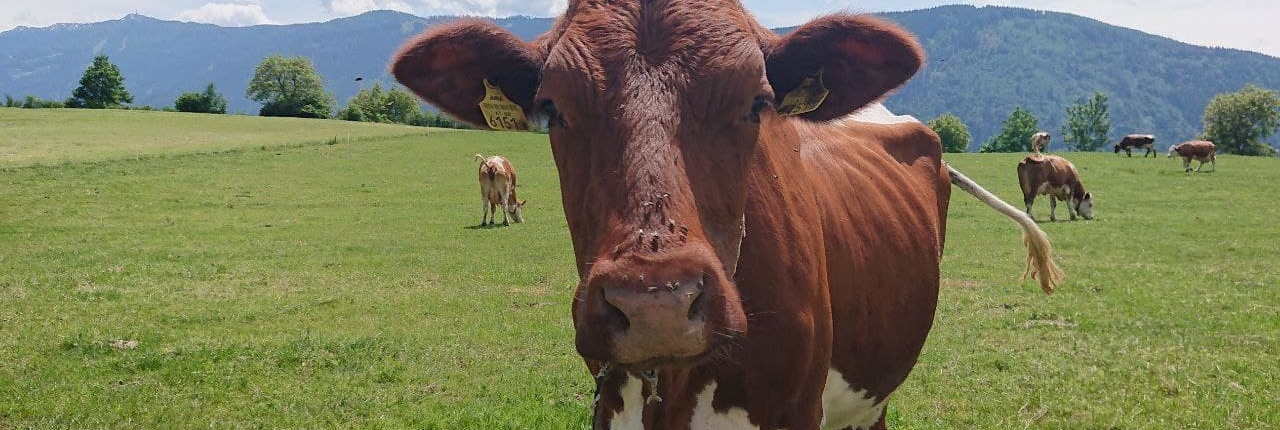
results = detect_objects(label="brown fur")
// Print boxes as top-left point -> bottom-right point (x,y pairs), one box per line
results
1114,134 -> 1156,157
1168,140 -> 1216,172
1017,154 -> 1091,221
392,2 -> 1060,428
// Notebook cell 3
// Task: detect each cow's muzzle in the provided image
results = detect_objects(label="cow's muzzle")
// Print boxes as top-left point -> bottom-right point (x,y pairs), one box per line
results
574,245 -> 746,368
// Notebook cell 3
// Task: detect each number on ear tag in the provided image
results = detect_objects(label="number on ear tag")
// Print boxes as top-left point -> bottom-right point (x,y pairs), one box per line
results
479,79 -> 530,131
777,70 -> 829,116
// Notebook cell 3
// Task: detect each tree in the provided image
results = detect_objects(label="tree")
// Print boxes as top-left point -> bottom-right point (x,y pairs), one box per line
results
246,55 -> 334,118
979,107 -> 1040,153
337,83 -> 423,125
1201,85 -> 1280,156
174,83 -> 228,114
928,113 -> 972,153
66,55 -> 133,109
1061,92 -> 1111,152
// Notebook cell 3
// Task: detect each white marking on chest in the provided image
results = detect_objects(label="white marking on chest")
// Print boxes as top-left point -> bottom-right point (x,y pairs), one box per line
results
820,369 -> 886,430
690,382 -> 762,429
609,375 -> 645,430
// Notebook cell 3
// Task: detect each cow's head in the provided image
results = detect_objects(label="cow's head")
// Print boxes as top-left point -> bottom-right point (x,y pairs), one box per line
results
1073,192 -> 1094,220
1113,144 -> 1122,154
509,199 -> 526,223
392,1 -> 922,369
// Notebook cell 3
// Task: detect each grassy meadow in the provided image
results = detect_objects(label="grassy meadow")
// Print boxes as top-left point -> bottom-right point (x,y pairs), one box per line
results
1,108 -> 1277,428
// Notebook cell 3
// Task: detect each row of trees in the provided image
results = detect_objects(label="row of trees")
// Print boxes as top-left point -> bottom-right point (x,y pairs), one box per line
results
928,86 -> 1280,156
3,54 -> 468,129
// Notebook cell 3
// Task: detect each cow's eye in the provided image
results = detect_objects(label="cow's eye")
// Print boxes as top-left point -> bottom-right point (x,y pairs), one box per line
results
537,99 -> 563,128
747,95 -> 771,123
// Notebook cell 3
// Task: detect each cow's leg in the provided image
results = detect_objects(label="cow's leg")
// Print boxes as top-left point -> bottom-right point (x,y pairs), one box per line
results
1208,158 -> 1216,172
1183,158 -> 1193,172
1023,195 -> 1035,220
480,197 -> 490,226
1125,148 -> 1132,157
1048,196 -> 1058,221
500,188 -> 511,226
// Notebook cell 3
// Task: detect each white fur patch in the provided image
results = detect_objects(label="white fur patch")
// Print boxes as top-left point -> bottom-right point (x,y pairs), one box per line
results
690,382 -> 763,429
820,369 -> 886,430
839,103 -> 920,125
609,375 -> 645,430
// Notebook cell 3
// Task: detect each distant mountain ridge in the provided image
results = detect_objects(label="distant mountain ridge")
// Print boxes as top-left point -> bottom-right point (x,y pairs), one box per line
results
3,6 -> 1279,150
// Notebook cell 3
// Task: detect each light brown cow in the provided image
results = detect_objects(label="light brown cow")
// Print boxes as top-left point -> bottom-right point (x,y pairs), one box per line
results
475,154 -> 524,226
1031,131 -> 1050,154
1168,140 -> 1217,172
394,3 -> 1063,429
1017,154 -> 1094,221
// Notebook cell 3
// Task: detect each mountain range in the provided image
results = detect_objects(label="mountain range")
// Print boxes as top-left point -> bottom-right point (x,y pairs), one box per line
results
3,6 -> 1279,151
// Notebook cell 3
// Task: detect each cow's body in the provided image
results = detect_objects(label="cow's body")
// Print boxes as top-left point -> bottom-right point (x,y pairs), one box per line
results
393,2 -> 1062,428
1168,140 -> 1216,172
475,154 -> 524,226
1017,154 -> 1093,221
1115,134 -> 1156,157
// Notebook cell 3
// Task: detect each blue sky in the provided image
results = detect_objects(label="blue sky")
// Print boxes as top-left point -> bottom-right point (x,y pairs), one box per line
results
2,1 -> 1277,58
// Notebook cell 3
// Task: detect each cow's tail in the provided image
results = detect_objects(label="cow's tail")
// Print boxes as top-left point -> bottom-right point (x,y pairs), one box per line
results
474,153 -> 485,163
945,162 -> 1064,294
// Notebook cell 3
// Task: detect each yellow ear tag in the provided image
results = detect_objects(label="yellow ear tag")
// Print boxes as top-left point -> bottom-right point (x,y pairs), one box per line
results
776,70 -> 829,116
479,79 -> 530,131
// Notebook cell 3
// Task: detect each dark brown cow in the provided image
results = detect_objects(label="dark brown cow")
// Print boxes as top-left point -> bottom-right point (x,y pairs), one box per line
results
475,154 -> 525,226
392,2 -> 1063,429
1017,154 -> 1094,221
1114,134 -> 1156,157
1168,140 -> 1217,172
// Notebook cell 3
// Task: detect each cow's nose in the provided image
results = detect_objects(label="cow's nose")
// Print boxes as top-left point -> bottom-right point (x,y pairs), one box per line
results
603,276 -> 707,331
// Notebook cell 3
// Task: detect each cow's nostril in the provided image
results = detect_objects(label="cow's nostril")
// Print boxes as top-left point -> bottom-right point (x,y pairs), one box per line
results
687,289 -> 706,321
604,296 -> 630,332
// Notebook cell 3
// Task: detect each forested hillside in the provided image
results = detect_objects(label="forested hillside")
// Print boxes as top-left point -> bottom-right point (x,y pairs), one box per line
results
3,6 -> 1279,150
881,6 -> 1280,150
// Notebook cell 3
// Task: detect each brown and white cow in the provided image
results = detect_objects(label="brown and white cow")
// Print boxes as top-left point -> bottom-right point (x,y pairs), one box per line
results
1017,154 -> 1094,221
393,3 -> 1063,429
1031,131 -> 1051,154
1114,134 -> 1156,157
1168,140 -> 1217,172
475,154 -> 525,226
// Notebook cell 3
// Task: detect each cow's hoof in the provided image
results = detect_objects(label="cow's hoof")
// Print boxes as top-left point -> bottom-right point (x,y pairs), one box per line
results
503,221 -> 510,226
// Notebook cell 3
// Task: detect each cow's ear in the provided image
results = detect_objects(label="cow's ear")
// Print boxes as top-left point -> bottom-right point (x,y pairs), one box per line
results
765,14 -> 923,121
392,19 -> 543,128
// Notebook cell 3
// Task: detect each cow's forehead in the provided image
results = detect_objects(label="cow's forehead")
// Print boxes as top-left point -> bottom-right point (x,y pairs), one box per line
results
541,0 -> 768,108
547,0 -> 764,70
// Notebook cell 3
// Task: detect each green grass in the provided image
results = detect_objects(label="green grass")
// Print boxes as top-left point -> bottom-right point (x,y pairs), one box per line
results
1,110 -> 1277,428
0,108 -> 453,168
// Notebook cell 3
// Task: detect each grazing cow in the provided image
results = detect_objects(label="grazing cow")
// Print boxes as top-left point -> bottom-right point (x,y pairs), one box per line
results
1031,131 -> 1051,154
1114,134 -> 1156,157
393,3 -> 1064,429
475,154 -> 524,226
1017,154 -> 1094,221
1168,140 -> 1217,172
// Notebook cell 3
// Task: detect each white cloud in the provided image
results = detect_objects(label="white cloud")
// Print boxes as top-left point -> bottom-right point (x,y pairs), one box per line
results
323,0 -> 414,16
176,2 -> 275,26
